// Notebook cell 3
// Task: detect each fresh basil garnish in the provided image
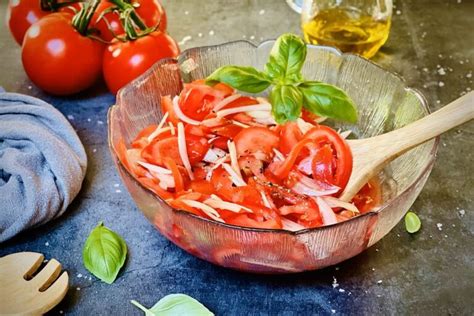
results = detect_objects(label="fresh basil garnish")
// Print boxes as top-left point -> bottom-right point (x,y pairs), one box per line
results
300,81 -> 358,123
405,211 -> 421,234
206,66 -> 271,93
270,84 -> 303,123
131,294 -> 214,316
83,222 -> 127,284
265,33 -> 306,84
205,33 -> 357,124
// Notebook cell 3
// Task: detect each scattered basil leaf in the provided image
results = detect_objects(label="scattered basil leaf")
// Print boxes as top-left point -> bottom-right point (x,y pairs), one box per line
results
264,33 -> 307,84
405,211 -> 421,233
83,222 -> 127,284
270,84 -> 303,123
131,294 -> 214,316
299,81 -> 358,123
205,66 -> 271,93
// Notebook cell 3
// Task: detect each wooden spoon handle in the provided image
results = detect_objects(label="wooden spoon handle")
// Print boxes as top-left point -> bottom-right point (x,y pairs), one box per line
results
379,91 -> 473,157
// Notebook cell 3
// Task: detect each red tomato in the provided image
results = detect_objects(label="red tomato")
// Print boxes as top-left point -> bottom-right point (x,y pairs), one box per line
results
279,122 -> 303,155
178,83 -> 225,121
7,0 -> 50,45
131,124 -> 157,149
304,126 -> 352,190
190,180 -> 215,195
21,12 -> 104,95
103,31 -> 179,93
93,0 -> 167,42
142,134 -> 209,166
211,124 -> 243,139
160,95 -> 180,124
311,144 -> 334,184
234,126 -> 279,160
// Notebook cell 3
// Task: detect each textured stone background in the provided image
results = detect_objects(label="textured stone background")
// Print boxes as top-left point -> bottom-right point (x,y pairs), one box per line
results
0,0 -> 472,315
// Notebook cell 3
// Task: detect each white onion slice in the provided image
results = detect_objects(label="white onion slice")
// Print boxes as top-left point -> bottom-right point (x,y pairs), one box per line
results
228,140 -> 243,180
210,155 -> 229,170
168,121 -> 176,135
213,93 -> 242,111
137,161 -> 172,174
314,197 -> 338,225
177,122 -> 194,180
281,218 -> 306,232
296,118 -> 314,134
231,120 -> 250,128
147,112 -> 169,142
247,110 -> 276,125
340,130 -> 352,139
172,96 -> 201,125
290,174 -> 340,197
203,148 -> 227,163
181,199 -> 225,223
222,163 -> 246,187
216,103 -> 271,118
204,197 -> 252,213
323,196 -> 360,214
272,148 -> 285,161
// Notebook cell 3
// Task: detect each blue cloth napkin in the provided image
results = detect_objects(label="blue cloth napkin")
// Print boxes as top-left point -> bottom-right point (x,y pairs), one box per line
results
0,91 -> 87,242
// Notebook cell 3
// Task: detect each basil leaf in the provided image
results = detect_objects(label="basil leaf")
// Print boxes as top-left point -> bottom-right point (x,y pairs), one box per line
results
270,84 -> 303,124
82,222 -> 127,284
405,211 -> 421,233
264,33 -> 307,84
299,81 -> 358,123
131,294 -> 214,316
206,66 -> 271,93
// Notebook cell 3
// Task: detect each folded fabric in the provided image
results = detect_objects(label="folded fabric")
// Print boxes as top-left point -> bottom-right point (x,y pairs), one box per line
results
0,91 -> 87,242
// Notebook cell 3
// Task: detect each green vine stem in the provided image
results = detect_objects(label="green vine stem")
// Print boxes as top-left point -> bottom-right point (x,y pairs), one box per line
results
40,0 -> 82,11
108,0 -> 147,31
71,0 -> 100,36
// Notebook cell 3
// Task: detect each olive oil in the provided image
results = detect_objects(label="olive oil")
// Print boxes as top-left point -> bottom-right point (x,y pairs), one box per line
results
302,7 -> 391,58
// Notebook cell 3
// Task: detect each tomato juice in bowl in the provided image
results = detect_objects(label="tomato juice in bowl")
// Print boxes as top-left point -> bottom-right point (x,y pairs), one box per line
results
108,40 -> 438,273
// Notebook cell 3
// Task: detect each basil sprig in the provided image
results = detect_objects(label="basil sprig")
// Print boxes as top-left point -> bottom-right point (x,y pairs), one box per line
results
83,222 -> 127,284
131,294 -> 214,316
206,33 -> 357,124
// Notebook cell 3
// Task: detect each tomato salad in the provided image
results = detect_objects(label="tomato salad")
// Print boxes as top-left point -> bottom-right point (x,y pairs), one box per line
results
118,80 -> 380,231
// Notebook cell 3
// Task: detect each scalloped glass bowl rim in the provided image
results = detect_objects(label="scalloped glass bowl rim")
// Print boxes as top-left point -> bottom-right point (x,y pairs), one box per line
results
109,39 -> 439,235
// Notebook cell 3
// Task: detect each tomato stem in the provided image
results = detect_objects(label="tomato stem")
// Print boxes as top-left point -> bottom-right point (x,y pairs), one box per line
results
40,0 -> 81,11
72,0 -> 100,36
108,0 -> 147,31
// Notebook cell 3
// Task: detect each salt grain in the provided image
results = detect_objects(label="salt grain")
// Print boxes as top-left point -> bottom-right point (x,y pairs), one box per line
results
444,235 -> 448,238
377,280 -> 383,284
178,35 -> 192,46
437,68 -> 446,75
338,288 -> 345,293
87,118 -> 91,122
332,276 -> 339,288
466,73 -> 472,78
422,67 -> 429,72
198,33 -> 203,37
45,242 -> 49,246
76,287 -> 81,291
92,148 -> 97,153
331,309 -> 336,314
184,10 -> 189,15
459,209 -> 465,216
250,35 -> 255,40
97,120 -> 104,125
114,183 -> 120,187
209,30 -> 215,36
436,223 -> 443,231
396,10 -> 401,15
115,189 -> 122,193
438,81 -> 445,87
259,9 -> 265,15
77,273 -> 82,278
67,115 -> 74,120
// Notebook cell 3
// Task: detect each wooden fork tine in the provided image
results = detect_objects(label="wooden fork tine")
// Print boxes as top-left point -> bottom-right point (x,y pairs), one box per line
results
39,272 -> 69,312
31,259 -> 62,291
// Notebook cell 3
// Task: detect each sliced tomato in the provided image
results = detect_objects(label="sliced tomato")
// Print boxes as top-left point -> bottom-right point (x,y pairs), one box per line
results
226,214 -> 282,229
311,144 -> 334,185
131,124 -> 157,149
279,199 -> 321,223
279,122 -> 303,155
210,136 -> 229,150
178,82 -> 226,121
186,134 -> 210,164
223,96 -> 258,109
137,177 -> 174,200
272,138 -> 315,179
142,136 -> 180,166
352,179 -> 381,213
301,108 -> 321,123
161,95 -> 179,124
210,166 -> 234,200
185,124 -> 209,137
164,157 -> 184,192
190,180 -> 215,195
211,124 -> 243,139
238,156 -> 264,178
213,82 -> 234,96
304,126 -> 352,190
234,126 -> 279,160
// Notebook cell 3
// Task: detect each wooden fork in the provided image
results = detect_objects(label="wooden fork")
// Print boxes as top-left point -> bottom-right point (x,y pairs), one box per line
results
0,252 -> 69,315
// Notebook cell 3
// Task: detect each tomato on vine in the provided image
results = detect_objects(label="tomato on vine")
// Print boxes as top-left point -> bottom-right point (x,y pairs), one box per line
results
21,1 -> 105,95
93,0 -> 167,42
102,0 -> 179,93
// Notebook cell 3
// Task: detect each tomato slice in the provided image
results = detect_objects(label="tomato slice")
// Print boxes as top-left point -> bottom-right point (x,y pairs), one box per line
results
178,82 -> 227,121
213,82 -> 234,97
186,134 -> 210,164
304,126 -> 352,190
223,96 -> 258,109
161,95 -> 180,124
234,126 -> 279,160
164,157 -> 184,192
211,124 -> 243,139
142,136 -> 180,166
226,214 -> 282,229
311,144 -> 334,185
190,180 -> 215,195
279,122 -> 303,155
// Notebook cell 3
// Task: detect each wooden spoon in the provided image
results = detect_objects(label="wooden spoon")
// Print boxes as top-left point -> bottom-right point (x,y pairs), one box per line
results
340,91 -> 474,202
0,252 -> 69,315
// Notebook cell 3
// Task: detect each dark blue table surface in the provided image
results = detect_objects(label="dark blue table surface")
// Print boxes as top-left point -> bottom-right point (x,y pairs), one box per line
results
0,0 -> 473,315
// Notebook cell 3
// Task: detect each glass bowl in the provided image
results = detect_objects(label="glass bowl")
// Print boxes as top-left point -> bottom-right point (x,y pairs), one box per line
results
107,40 -> 438,273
